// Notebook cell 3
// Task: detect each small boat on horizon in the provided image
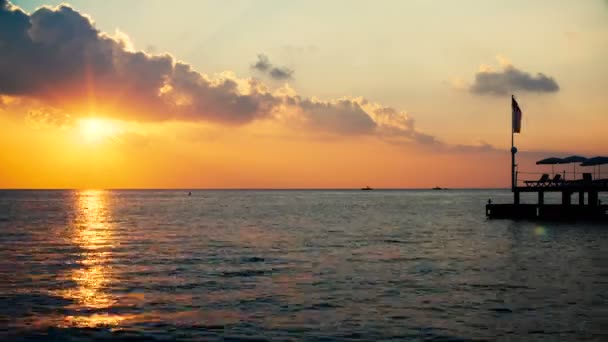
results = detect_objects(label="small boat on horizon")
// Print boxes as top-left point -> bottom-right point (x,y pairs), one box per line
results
361,186 -> 373,191
432,186 -> 445,190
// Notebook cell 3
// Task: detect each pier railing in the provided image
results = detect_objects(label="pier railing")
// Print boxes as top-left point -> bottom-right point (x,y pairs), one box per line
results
515,170 -> 608,188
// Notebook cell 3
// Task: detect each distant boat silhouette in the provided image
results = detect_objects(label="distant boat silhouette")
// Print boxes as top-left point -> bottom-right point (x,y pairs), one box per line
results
361,186 -> 373,191
432,186 -> 444,190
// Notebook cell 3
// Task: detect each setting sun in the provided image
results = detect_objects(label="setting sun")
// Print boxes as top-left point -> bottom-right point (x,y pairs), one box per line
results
79,118 -> 118,143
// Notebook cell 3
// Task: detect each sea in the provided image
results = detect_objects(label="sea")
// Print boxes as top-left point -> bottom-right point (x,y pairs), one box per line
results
0,189 -> 606,341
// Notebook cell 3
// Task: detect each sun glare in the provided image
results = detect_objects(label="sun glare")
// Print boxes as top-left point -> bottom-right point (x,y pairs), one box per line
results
79,118 -> 117,143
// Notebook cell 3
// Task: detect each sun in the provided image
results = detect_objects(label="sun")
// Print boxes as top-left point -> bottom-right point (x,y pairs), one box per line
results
79,118 -> 117,143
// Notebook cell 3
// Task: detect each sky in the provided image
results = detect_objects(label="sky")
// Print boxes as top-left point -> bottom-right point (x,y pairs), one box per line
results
1,0 -> 607,189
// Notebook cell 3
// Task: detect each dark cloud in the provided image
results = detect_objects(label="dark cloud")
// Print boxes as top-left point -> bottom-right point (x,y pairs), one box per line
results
0,1 -> 379,134
250,54 -> 294,80
269,67 -> 294,80
0,2 -> 278,124
470,64 -> 559,96
0,1 -> 463,149
251,54 -> 271,72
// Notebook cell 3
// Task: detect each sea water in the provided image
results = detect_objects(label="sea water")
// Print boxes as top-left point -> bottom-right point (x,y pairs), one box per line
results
0,190 -> 606,340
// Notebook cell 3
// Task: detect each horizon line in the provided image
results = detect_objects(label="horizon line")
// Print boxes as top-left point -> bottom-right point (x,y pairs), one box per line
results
0,187 -> 511,191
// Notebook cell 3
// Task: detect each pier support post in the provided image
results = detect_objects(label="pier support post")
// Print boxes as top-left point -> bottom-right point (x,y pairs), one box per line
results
579,192 -> 585,206
562,191 -> 572,206
514,191 -> 520,205
589,191 -> 598,207
538,191 -> 544,206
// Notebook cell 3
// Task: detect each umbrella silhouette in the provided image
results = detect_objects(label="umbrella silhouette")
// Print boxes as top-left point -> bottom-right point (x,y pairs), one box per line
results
561,156 -> 587,180
536,157 -> 567,175
581,156 -> 608,179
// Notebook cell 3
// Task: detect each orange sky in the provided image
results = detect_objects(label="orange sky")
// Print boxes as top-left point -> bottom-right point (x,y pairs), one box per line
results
1,1 -> 606,188
0,114 -> 556,189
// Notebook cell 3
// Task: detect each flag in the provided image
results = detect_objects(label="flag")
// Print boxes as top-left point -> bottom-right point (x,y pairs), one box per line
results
512,95 -> 522,133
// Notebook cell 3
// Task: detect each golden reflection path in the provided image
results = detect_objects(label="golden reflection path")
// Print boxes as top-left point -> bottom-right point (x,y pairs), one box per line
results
57,190 -> 131,327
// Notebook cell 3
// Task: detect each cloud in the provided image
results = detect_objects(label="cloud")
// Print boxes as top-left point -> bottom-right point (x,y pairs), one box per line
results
0,2 -> 280,125
269,67 -> 294,80
25,107 -> 72,129
0,1 -> 487,151
251,54 -> 271,72
451,140 -> 497,153
294,98 -> 377,135
469,58 -> 559,96
250,54 -> 294,80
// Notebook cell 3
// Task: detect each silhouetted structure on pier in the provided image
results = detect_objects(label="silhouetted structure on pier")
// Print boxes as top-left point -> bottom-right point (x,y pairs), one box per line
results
485,96 -> 607,220
487,175 -> 608,220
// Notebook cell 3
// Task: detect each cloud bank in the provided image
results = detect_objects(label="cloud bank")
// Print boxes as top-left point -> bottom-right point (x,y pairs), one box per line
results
469,59 -> 559,96
0,1 -> 282,124
0,0 -> 488,151
251,54 -> 294,80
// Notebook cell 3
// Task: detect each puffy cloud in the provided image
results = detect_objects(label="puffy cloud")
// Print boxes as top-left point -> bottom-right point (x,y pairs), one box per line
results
294,98 -> 377,135
281,96 -> 444,146
0,1 -> 473,150
0,2 -> 278,124
250,54 -> 294,80
469,58 -> 559,96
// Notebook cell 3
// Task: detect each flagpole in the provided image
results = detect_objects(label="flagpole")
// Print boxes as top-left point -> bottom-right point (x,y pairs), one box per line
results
510,94 -> 522,205
511,95 -> 517,192
511,127 -> 516,191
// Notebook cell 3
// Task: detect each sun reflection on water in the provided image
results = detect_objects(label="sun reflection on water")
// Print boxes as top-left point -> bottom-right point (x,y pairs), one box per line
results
57,190 -> 124,328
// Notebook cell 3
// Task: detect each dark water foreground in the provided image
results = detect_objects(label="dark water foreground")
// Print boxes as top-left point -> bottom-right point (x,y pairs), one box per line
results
0,190 -> 606,341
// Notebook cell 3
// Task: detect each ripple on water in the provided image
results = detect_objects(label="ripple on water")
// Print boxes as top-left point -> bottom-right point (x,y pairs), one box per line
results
1,189 -> 607,340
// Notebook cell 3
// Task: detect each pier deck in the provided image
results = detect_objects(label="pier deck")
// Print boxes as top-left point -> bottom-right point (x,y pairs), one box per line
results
514,182 -> 608,192
486,183 -> 608,221
486,203 -> 608,220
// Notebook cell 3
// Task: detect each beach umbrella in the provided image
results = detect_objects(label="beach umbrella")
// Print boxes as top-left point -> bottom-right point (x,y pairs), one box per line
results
561,156 -> 587,179
536,157 -> 566,175
581,156 -> 608,179
562,156 -> 587,163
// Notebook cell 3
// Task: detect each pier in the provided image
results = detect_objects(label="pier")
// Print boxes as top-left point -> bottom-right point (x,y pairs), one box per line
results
486,180 -> 608,220
485,95 -> 607,220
